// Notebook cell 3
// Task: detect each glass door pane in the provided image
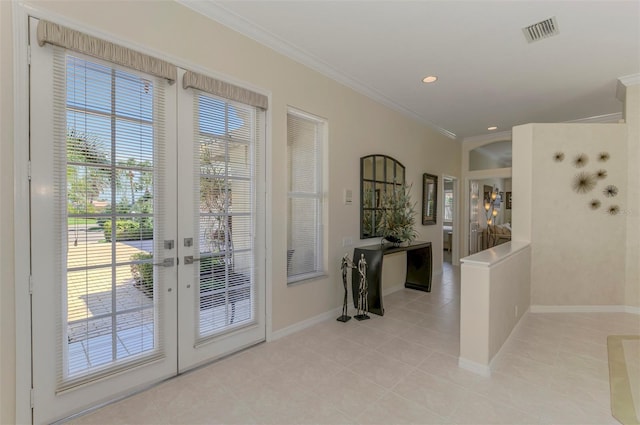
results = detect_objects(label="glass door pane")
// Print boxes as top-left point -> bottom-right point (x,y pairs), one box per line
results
177,79 -> 265,371
30,21 -> 178,423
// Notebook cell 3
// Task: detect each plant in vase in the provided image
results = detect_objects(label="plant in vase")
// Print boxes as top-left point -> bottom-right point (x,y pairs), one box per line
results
377,183 -> 418,245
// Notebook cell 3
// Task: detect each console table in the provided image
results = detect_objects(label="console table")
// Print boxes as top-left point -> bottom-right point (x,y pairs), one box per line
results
352,241 -> 432,316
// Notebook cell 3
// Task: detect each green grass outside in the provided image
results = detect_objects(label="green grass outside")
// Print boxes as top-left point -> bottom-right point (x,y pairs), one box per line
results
67,217 -> 98,225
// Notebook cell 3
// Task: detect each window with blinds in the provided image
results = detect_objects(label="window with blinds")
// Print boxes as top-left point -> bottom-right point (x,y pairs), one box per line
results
444,190 -> 454,222
286,109 -> 326,283
193,93 -> 259,340
59,51 -> 167,387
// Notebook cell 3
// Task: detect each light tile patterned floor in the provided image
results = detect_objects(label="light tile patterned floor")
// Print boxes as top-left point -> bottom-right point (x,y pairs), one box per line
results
69,262 -> 640,424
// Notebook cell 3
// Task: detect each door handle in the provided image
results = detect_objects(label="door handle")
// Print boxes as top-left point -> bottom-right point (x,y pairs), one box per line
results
183,256 -> 201,265
153,258 -> 175,267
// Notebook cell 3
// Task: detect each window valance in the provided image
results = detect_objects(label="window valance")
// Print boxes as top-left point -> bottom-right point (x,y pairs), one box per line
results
37,20 -> 177,83
183,71 -> 268,110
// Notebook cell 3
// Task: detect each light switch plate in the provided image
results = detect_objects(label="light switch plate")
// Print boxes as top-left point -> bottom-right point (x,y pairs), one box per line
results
344,189 -> 353,205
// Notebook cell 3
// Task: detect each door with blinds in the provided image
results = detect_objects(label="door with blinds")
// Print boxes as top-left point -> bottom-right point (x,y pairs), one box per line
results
29,18 -> 265,424
29,20 -> 178,424
176,70 -> 266,371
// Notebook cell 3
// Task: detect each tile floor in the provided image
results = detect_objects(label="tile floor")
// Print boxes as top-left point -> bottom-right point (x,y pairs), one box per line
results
69,262 -> 640,424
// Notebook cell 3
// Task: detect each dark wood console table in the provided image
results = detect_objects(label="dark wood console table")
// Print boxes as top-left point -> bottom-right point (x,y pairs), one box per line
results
352,241 -> 432,316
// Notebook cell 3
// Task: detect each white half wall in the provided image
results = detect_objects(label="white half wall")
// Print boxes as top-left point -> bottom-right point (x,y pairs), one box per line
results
459,242 -> 531,372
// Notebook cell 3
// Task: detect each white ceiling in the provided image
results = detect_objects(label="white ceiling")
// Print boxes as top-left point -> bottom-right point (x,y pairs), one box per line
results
181,1 -> 640,140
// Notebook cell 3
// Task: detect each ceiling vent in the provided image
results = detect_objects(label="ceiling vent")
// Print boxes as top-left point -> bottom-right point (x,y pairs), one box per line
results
522,17 -> 559,43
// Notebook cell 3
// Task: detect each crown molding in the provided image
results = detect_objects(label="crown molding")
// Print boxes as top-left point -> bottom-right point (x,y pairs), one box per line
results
463,110 -> 623,143
566,112 -> 623,124
176,0 -> 457,140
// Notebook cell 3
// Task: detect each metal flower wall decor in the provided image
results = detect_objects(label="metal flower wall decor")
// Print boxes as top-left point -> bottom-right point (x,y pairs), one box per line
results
555,151 -> 622,215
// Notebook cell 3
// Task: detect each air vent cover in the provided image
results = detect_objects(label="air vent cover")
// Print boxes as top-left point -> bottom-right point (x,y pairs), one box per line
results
523,17 -> 559,43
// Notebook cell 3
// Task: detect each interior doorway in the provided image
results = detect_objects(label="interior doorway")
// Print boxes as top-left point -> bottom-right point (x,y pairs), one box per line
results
442,176 -> 456,264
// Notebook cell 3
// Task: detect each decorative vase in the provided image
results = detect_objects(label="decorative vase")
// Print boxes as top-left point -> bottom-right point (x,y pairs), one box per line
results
383,235 -> 403,247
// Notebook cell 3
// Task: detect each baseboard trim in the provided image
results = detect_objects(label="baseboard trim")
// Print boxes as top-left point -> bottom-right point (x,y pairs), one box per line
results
624,305 -> 640,315
530,305 -> 640,314
268,307 -> 342,341
488,308 -> 530,371
458,308 -> 530,378
457,357 -> 491,377
382,284 -> 405,297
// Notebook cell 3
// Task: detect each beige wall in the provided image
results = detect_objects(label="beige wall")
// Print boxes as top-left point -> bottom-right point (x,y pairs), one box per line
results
511,125 -> 534,242
528,123 -> 628,306
0,1 -> 16,423
1,2 -> 461,421
488,246 -> 531,359
624,85 -> 640,308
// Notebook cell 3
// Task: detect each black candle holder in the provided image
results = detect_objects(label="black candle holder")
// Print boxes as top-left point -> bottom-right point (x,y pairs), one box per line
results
354,253 -> 369,321
337,254 -> 353,322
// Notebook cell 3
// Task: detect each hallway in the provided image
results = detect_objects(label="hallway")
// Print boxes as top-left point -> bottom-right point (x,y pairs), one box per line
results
68,263 -> 635,424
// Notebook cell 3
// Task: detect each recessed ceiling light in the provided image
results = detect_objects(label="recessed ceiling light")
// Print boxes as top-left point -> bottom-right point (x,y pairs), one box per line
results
422,75 -> 438,84
488,126 -> 498,131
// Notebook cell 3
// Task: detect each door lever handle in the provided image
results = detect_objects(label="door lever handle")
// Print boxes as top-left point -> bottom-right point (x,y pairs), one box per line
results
184,256 -> 201,265
153,258 -> 175,267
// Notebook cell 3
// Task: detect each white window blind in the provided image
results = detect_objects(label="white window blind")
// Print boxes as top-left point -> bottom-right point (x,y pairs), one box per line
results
287,109 -> 325,283
191,91 -> 263,341
55,49 -> 168,390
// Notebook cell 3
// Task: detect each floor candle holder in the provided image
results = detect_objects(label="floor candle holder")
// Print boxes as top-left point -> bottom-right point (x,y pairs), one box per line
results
354,253 -> 369,321
337,254 -> 353,322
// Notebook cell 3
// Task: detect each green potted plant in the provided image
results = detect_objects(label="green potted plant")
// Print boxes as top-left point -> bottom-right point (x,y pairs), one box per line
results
377,183 -> 418,245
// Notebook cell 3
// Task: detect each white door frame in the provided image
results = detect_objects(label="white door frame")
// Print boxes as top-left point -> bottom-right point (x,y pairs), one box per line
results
442,175 -> 460,266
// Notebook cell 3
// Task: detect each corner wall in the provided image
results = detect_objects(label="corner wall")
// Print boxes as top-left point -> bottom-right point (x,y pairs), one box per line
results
623,84 -> 640,308
518,123 -> 628,306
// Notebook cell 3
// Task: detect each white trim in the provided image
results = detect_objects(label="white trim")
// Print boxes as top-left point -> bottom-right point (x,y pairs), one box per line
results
176,0 -> 456,140
565,112 -> 622,124
488,307 -> 529,371
458,308 -> 530,377
618,73 -> 640,87
382,283 -> 405,297
264,104 -> 273,342
268,307 -> 342,341
463,111 -> 625,143
457,357 -> 491,377
529,305 -> 640,314
12,2 -> 32,424
625,306 -> 640,315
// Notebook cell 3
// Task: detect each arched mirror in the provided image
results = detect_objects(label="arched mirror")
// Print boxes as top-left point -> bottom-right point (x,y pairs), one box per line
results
360,154 -> 405,238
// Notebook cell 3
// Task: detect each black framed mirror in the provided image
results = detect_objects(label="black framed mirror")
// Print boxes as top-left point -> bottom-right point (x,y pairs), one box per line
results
360,155 -> 405,238
422,173 -> 438,225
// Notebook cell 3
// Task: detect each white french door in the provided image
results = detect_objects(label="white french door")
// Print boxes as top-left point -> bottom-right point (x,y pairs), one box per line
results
29,19 -> 265,424
176,70 -> 266,370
